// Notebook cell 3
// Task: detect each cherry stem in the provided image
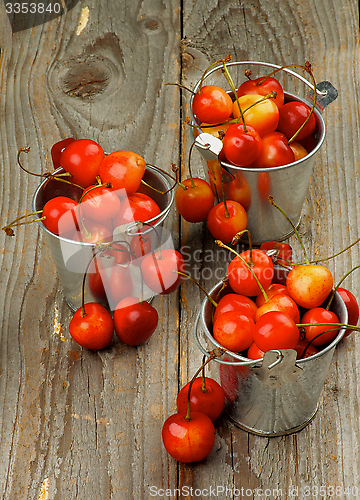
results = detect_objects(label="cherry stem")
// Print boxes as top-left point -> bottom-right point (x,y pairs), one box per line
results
2,210 -> 45,236
177,271 -> 218,308
297,236 -> 360,266
201,355 -> 207,393
219,163 -> 229,218
298,322 -> 360,331
185,347 -> 225,421
141,163 -> 178,194
197,55 -> 232,94
268,196 -> 310,265
215,240 -> 269,303
326,264 -> 360,311
221,61 -> 247,132
231,229 -> 253,261
164,82 -> 196,95
17,147 -> 84,190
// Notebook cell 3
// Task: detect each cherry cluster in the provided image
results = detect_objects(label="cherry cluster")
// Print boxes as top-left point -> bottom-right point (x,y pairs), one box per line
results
43,138 -> 162,243
192,59 -> 317,169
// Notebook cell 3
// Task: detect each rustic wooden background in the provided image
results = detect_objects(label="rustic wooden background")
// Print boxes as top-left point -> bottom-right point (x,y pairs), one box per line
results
1,0 -> 360,499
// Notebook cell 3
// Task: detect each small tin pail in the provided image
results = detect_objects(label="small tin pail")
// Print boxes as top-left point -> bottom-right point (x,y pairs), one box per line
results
194,272 -> 347,437
32,165 -> 174,311
191,61 -> 338,244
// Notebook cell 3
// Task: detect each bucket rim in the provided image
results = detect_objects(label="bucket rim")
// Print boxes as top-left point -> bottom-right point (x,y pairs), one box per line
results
195,278 -> 348,367
31,164 -> 175,246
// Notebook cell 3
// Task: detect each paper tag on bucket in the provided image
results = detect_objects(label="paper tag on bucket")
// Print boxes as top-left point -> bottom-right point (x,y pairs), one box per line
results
194,133 -> 223,161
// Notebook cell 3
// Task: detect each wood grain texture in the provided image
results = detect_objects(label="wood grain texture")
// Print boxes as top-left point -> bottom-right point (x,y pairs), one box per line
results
1,0 -> 360,498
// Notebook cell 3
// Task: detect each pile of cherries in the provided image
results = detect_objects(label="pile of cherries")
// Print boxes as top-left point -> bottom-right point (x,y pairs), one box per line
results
173,58 -> 318,244
161,231 -> 360,464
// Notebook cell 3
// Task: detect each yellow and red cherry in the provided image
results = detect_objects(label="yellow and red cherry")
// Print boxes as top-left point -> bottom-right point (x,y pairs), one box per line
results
99,150 -> 146,195
286,264 -> 334,309
232,94 -> 279,136
289,141 -> 308,161
255,292 -> 300,324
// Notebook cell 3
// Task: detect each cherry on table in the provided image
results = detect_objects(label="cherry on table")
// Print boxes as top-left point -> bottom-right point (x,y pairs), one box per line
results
207,200 -> 248,244
69,302 -> 114,350
114,296 -> 158,346
175,177 -> 214,223
140,248 -> 186,295
176,376 -> 225,423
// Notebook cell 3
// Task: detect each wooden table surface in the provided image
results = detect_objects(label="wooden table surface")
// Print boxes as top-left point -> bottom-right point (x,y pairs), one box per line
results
1,1 -> 360,499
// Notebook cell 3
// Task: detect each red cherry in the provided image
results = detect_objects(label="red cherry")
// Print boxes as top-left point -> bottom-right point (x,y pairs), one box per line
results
337,287 -> 359,337
227,249 -> 274,297
259,241 -> 293,268
162,411 -> 215,463
114,297 -> 158,346
222,124 -> 262,167
175,178 -> 214,223
51,137 -> 75,170
294,339 -> 318,359
251,131 -> 295,168
286,264 -> 334,309
253,311 -> 299,352
80,184 -> 121,222
176,377 -> 225,422
140,249 -> 186,295
237,76 -> 284,109
107,264 -> 134,307
112,192 -> 161,228
255,283 -> 290,307
42,196 -> 79,236
99,151 -> 146,195
192,85 -> 233,124
301,307 -> 340,346
60,139 -> 104,188
277,101 -> 316,141
219,359 -> 238,402
247,342 -> 265,360
69,302 -> 114,350
213,311 -> 254,352
213,293 -> 258,324
130,233 -> 152,264
207,200 -> 248,244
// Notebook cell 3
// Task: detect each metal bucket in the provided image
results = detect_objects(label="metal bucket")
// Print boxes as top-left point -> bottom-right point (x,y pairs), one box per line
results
194,271 -> 347,436
32,165 -> 174,311
191,61 -> 338,244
